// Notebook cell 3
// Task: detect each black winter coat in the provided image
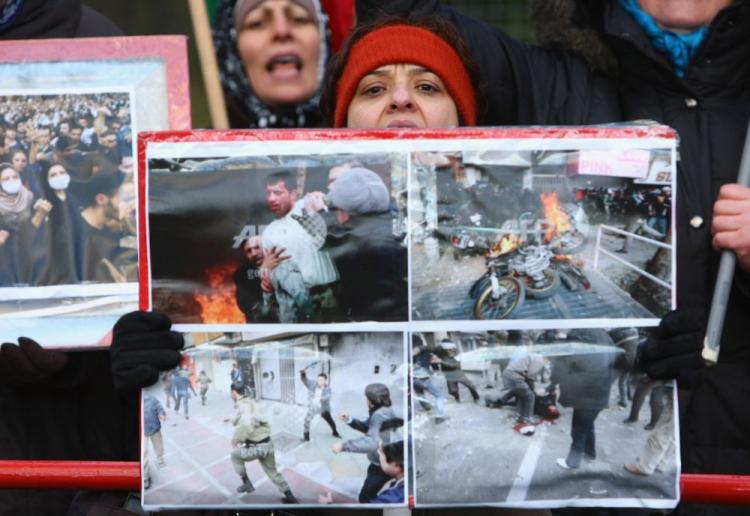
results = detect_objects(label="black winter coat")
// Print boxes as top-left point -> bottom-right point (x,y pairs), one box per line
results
551,353 -> 616,411
550,329 -> 616,411
596,3 -> 750,489
326,209 -> 408,321
358,0 -> 750,485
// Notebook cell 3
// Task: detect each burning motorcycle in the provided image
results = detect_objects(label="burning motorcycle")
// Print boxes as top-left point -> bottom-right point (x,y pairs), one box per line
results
470,202 -> 591,319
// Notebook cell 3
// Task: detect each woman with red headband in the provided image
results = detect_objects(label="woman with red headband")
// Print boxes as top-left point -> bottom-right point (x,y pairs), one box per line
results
320,16 -> 482,129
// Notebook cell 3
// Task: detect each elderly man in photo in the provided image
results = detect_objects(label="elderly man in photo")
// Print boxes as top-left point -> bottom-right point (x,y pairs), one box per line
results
261,169 -> 339,321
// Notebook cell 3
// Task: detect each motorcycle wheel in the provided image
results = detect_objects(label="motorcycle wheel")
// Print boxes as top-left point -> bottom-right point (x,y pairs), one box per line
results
525,269 -> 560,299
469,273 -> 491,299
473,276 -> 525,319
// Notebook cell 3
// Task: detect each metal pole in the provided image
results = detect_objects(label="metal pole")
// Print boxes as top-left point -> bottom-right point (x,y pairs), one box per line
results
702,121 -> 750,364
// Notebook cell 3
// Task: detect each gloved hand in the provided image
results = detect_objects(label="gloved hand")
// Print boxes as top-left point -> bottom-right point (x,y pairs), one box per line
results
0,337 -> 69,388
641,308 -> 706,385
110,311 -> 183,391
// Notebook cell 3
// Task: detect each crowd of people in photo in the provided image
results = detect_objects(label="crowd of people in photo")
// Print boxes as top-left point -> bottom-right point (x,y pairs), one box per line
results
0,93 -> 136,287
580,185 -> 673,237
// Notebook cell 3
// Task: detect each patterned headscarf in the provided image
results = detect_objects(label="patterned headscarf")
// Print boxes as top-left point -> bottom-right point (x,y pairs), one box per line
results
212,0 -> 330,128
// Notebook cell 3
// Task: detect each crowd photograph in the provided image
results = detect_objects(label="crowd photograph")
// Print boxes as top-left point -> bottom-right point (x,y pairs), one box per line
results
0,92 -> 137,298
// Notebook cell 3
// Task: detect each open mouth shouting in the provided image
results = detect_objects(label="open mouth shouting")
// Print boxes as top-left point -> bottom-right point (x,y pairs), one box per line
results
266,53 -> 304,81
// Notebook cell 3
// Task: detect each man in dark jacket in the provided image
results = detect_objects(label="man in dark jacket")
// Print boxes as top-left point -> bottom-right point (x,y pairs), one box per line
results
435,339 -> 480,403
609,326 -> 640,407
360,2 -> 750,512
324,167 -> 408,322
549,329 -> 617,470
172,368 -> 196,420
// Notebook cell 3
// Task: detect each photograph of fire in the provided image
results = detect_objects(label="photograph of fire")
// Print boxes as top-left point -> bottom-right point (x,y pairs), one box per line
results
146,152 -> 408,324
410,148 -> 674,321
411,330 -> 678,507
142,331 -> 407,509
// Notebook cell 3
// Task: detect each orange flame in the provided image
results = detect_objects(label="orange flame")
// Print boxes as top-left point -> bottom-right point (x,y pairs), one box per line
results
194,264 -> 246,323
540,192 -> 572,242
492,233 -> 521,255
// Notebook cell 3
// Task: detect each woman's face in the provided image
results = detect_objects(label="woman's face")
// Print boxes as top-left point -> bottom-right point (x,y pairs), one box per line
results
236,0 -> 321,106
48,164 -> 67,181
1,168 -> 19,184
0,167 -> 21,195
346,64 -> 459,129
11,151 -> 27,172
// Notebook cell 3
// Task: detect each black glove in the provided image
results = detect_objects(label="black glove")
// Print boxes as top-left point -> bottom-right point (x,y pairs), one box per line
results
0,337 -> 69,388
110,311 -> 183,391
641,308 -> 706,385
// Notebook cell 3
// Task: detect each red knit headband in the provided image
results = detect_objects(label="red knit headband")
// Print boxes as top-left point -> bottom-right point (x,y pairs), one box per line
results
334,24 -> 476,128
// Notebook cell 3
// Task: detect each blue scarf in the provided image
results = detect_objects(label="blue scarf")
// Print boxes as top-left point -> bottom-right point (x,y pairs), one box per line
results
617,0 -> 708,77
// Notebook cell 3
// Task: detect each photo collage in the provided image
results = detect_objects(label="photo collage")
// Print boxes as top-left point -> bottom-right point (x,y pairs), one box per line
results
139,127 -> 680,510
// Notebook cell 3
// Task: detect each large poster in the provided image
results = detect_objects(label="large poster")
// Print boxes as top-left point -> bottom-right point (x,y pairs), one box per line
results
0,36 -> 190,348
140,126 -> 679,510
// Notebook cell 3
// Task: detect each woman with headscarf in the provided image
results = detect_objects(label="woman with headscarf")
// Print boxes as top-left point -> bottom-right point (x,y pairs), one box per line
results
213,0 -> 330,128
0,163 -> 51,285
36,162 -> 80,286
